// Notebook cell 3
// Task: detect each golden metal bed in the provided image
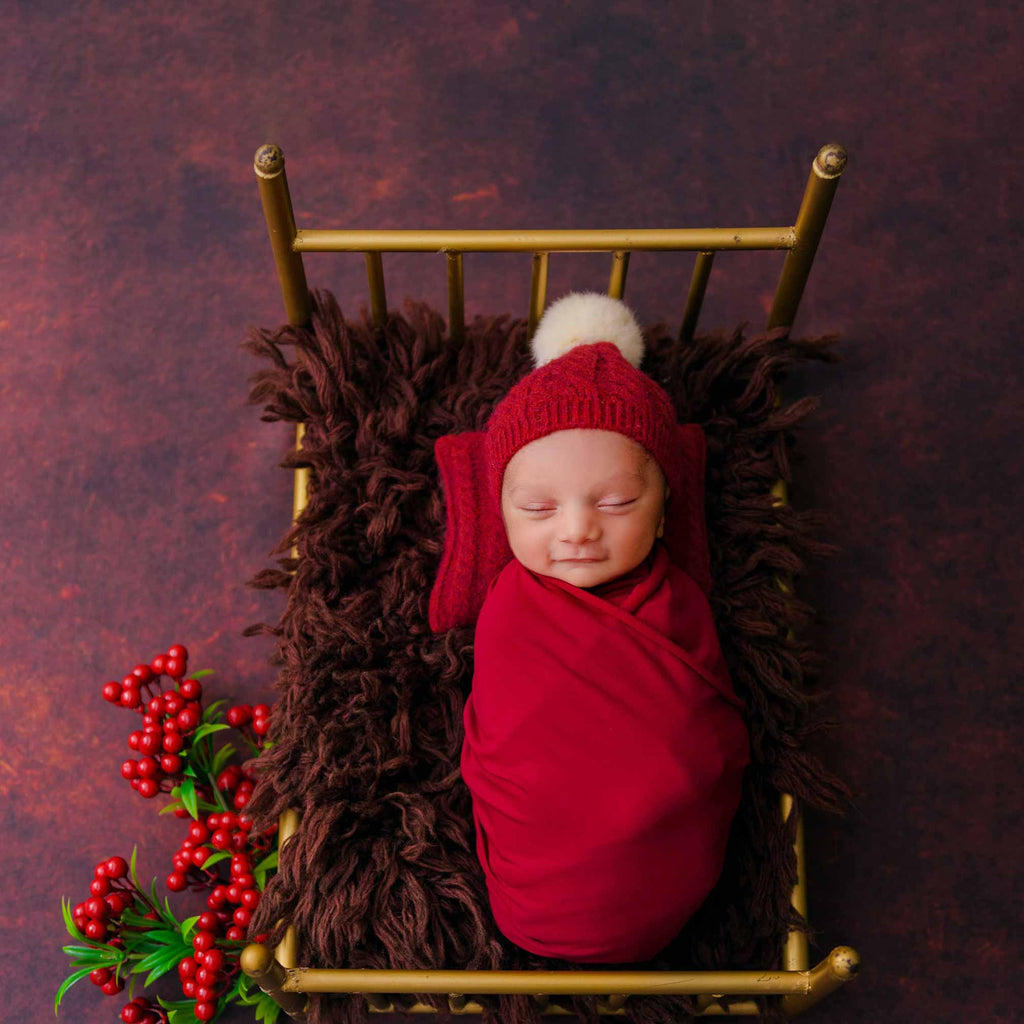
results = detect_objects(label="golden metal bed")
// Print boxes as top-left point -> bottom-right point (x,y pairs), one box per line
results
240,141 -> 860,1019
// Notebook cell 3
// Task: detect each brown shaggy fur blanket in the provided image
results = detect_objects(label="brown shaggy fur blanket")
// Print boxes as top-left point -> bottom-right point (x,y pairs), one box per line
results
241,290 -> 849,1022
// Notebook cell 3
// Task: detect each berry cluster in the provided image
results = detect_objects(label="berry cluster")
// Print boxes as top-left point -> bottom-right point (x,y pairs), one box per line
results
59,646 -> 282,1024
103,645 -> 202,800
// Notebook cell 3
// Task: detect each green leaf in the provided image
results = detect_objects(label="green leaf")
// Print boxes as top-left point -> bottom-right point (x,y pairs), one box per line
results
202,700 -> 227,723
211,743 -> 237,776
191,669 -> 215,678
200,850 -> 231,871
254,849 -> 279,889
61,897 -> 86,941
159,800 -> 187,816
192,722 -> 230,743
61,943 -> 120,962
54,966 -> 95,1014
179,915 -> 200,939
129,846 -> 140,889
180,776 -> 198,819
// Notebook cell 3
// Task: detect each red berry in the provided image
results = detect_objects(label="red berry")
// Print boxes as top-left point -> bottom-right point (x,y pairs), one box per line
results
164,693 -> 185,715
194,1001 -> 216,1021
150,654 -> 167,676
192,930 -> 215,952
237,813 -> 254,831
195,966 -> 216,986
178,955 -> 198,978
102,682 -> 122,703
253,716 -> 270,736
172,852 -> 189,871
177,707 -> 199,732
206,814 -> 221,830
127,731 -> 142,751
121,1003 -> 143,1023
194,985 -> 215,1003
138,732 -> 161,756
85,896 -> 110,920
196,910 -> 219,932
189,822 -> 210,844
163,717 -> 180,732
191,846 -> 211,868
161,753 -> 183,775
167,643 -> 188,662
174,806 -> 191,818
166,872 -> 188,892
179,678 -> 202,701
219,812 -> 237,830
225,925 -> 246,941
73,915 -> 89,933
147,696 -> 163,716
106,892 -> 132,914
164,656 -> 185,680
85,919 -> 108,940
121,760 -> 139,780
100,977 -> 124,995
202,948 -> 225,972
137,779 -> 159,799
230,831 -> 247,852
181,979 -> 197,998
233,906 -> 252,927
89,967 -> 112,986
229,854 -> 250,876
132,664 -> 154,683
89,876 -> 110,897
162,731 -> 184,754
106,856 -> 129,879
216,767 -> 240,790
120,687 -> 141,709
136,756 -> 159,779
207,886 -> 227,909
233,872 -> 255,890
225,883 -> 241,904
233,790 -> 250,810
211,829 -> 231,850
240,889 -> 260,910
252,704 -> 270,718
226,704 -> 252,727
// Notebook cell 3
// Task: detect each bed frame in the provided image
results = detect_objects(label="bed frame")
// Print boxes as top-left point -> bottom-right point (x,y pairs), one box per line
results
240,142 -> 860,1019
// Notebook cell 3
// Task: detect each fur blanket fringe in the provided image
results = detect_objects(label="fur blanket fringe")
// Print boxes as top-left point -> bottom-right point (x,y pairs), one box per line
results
240,290 -> 850,1022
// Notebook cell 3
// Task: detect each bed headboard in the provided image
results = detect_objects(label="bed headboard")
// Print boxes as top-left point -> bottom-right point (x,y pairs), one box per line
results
253,142 -> 847,342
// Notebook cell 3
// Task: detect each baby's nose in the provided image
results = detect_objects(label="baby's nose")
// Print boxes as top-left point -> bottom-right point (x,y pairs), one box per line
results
559,504 -> 600,544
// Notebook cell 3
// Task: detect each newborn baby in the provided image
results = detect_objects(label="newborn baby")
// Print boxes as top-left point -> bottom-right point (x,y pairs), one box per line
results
460,293 -> 750,964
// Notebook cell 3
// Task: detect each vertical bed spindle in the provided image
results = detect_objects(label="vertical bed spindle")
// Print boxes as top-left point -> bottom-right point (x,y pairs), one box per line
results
528,252 -> 549,339
366,252 -> 387,329
680,251 -> 715,344
447,252 -> 465,342
608,250 -> 630,299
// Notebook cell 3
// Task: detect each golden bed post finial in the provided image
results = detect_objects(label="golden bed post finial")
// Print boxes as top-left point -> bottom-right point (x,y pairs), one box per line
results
254,143 -> 285,179
814,143 -> 848,180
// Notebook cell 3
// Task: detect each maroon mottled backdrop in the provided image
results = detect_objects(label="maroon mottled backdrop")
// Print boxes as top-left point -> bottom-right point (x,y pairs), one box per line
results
3,1 -> 1019,1021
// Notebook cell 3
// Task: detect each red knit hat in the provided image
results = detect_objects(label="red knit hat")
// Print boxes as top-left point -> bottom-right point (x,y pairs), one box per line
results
485,292 -> 683,506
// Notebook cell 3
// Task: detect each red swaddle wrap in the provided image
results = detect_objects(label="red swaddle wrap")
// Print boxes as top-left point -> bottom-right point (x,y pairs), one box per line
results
462,543 -> 750,964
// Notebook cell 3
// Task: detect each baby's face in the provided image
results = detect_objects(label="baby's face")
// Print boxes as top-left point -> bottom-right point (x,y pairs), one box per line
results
501,429 -> 667,589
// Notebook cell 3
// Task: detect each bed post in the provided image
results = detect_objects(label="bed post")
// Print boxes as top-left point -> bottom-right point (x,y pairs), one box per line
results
254,144 -> 311,326
767,144 -> 847,330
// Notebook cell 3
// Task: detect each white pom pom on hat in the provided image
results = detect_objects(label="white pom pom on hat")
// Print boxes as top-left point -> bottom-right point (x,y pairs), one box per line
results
530,291 -> 645,368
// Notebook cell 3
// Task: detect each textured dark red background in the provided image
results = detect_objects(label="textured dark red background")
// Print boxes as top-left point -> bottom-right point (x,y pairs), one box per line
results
4,2 -> 1019,1022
